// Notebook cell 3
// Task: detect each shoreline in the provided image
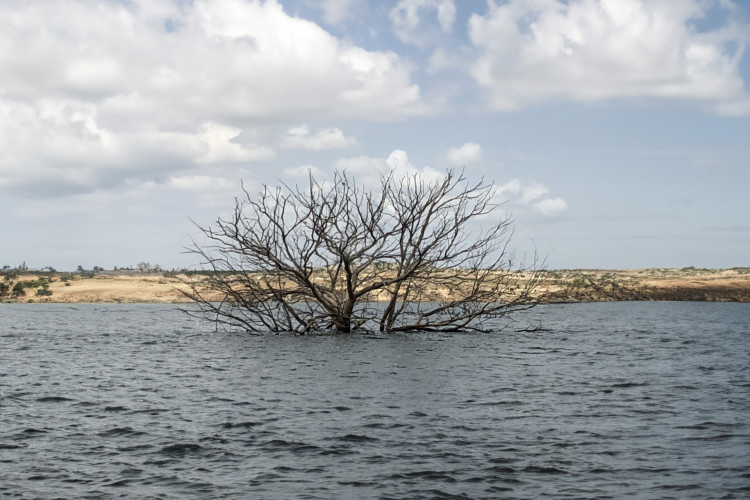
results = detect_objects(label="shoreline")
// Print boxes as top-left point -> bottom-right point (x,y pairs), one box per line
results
2,268 -> 749,304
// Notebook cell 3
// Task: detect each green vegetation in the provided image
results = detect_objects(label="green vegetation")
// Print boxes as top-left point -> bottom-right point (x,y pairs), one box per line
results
0,270 -> 55,301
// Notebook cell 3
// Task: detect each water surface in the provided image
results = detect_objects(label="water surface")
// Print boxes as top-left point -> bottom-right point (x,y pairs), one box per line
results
1,302 -> 749,498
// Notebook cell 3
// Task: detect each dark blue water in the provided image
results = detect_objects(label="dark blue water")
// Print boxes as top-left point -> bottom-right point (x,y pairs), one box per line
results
1,302 -> 749,499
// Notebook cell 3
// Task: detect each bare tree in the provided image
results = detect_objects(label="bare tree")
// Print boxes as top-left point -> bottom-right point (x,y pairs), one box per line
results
183,169 -> 545,334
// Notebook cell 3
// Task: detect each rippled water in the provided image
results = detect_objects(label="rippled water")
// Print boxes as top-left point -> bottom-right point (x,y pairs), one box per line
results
1,302 -> 749,499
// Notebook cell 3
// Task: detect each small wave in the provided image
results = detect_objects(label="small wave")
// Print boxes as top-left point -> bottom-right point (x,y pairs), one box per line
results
462,476 -> 486,483
676,421 -> 742,430
7,391 -> 31,399
116,444 -> 154,452
329,434 -> 379,443
128,408 -> 170,415
362,454 -> 387,464
452,439 -> 479,446
681,433 -> 738,441
105,479 -> 131,487
522,465 -> 567,474
36,396 -> 74,403
407,489 -> 470,499
363,422 -> 410,429
104,406 -> 128,412
485,486 -> 515,493
260,439 -> 322,454
222,421 -> 262,429
627,467 -> 672,473
552,442 -> 576,448
200,435 -> 229,445
118,467 -> 143,477
21,428 -> 48,435
337,480 -> 379,487
319,446 -> 356,456
272,466 -> 301,473
0,443 -> 24,449
74,401 -> 99,407
656,483 -> 702,491
387,470 -> 457,483
99,427 -> 146,438
470,400 -> 524,406
159,443 -> 204,457
62,478 -> 93,485
486,466 -> 516,474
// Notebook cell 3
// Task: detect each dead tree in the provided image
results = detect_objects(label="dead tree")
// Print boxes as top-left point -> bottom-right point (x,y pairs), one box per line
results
183,169 -> 545,333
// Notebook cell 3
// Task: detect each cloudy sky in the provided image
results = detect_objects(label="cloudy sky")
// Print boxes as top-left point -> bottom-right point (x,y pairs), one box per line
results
2,0 -> 749,271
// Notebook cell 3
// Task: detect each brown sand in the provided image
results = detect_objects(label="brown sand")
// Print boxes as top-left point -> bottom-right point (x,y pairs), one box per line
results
542,268 -> 750,303
6,268 -> 750,304
15,274 -> 198,303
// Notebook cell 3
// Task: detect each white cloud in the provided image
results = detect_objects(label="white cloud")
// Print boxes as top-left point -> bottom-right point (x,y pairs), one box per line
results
496,178 -> 520,196
436,0 -> 456,32
331,156 -> 568,219
385,149 -> 413,170
446,142 -> 483,166
334,155 -> 387,174
468,0 -> 750,113
281,125 -> 356,150
283,165 -> 324,178
168,175 -> 233,193
19,173 -> 240,217
197,123 -> 275,164
0,98 -> 270,198
386,150 -> 443,183
167,175 -> 239,207
319,0 -> 363,25
493,178 -> 567,218
0,0 -> 425,198
427,47 -> 471,73
333,149 -> 442,187
535,197 -> 569,217
391,0 -> 457,45
521,183 -> 550,204
0,98 -> 202,197
62,0 -> 418,119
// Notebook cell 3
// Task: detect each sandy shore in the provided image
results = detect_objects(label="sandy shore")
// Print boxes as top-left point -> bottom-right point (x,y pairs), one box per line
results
3,268 -> 749,304
19,274 -> 196,303
542,267 -> 750,303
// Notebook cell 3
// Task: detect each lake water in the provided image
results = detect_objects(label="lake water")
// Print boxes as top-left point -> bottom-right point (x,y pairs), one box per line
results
1,302 -> 749,499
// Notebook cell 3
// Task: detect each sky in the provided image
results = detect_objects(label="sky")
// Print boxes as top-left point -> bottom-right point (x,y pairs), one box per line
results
1,0 -> 749,271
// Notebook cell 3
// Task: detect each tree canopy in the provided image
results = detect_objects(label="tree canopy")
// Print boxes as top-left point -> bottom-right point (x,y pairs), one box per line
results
184,169 -> 544,333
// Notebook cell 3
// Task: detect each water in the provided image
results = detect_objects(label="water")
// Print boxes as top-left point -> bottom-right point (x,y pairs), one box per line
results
1,302 -> 749,499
